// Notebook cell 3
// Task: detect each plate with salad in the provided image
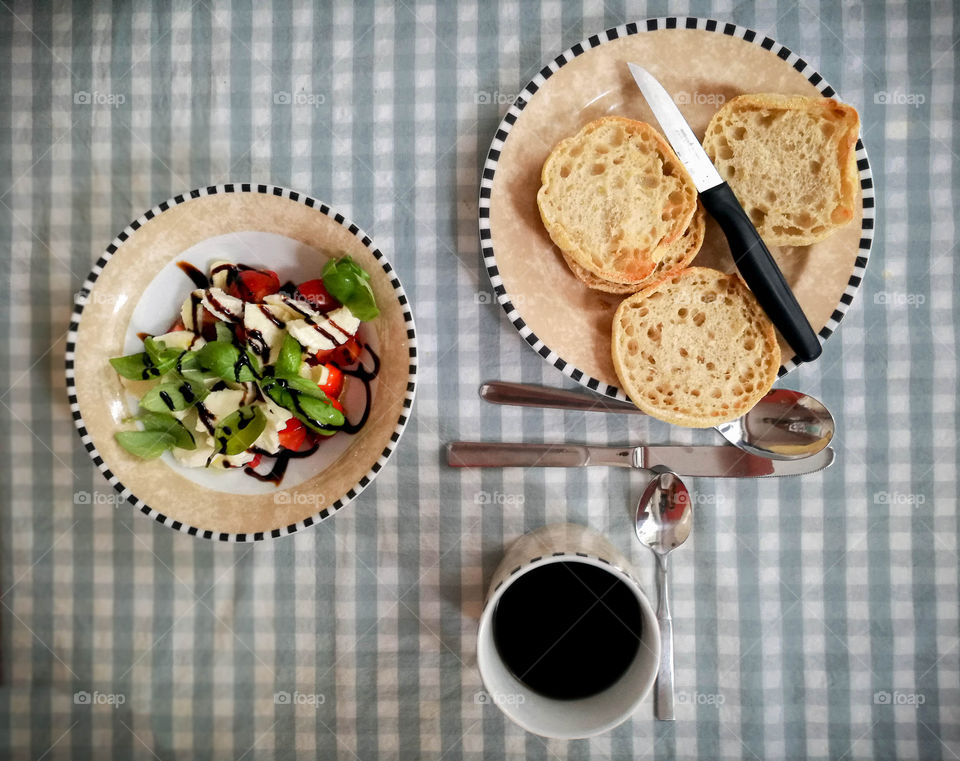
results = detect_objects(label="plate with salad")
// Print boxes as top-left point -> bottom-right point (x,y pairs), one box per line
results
67,184 -> 417,541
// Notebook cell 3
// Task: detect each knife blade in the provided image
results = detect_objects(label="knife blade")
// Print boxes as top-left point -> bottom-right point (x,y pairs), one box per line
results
627,63 -> 822,364
446,442 -> 835,478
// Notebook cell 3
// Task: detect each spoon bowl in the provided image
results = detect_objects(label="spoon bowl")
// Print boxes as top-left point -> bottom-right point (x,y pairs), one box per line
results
713,387 -> 834,460
635,470 -> 693,552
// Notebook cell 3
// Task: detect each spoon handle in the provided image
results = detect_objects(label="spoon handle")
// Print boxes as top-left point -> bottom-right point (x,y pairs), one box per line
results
655,554 -> 675,721
480,381 -> 643,414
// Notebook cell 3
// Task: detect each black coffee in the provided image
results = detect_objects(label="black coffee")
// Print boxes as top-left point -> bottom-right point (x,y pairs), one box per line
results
492,560 -> 644,700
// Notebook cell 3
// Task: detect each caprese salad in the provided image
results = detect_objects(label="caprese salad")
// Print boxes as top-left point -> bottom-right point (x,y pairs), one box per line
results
108,255 -> 381,484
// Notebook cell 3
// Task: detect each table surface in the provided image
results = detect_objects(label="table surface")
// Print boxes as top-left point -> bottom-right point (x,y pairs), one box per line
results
1,1 -> 957,759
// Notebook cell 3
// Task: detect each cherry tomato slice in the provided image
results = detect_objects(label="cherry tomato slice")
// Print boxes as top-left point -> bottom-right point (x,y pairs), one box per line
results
317,364 -> 344,399
247,452 -> 263,470
228,269 -> 280,302
296,279 -> 340,313
199,308 -> 225,341
315,336 -> 362,366
277,418 -> 307,451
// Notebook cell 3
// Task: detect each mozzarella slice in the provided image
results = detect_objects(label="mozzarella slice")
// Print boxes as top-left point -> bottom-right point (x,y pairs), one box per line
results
209,261 -> 234,289
180,293 -> 203,331
285,319 -> 333,354
199,287 -> 244,323
243,303 -> 286,364
253,400 -> 290,455
299,362 -> 331,387
173,434 -> 216,467
154,329 -> 204,351
285,306 -> 360,355
218,449 -> 257,468
194,388 -> 245,433
262,293 -> 309,322
179,287 -> 244,330
326,306 -> 361,337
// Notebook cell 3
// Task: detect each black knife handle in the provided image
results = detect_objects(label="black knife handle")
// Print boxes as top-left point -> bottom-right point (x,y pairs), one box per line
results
699,182 -> 822,363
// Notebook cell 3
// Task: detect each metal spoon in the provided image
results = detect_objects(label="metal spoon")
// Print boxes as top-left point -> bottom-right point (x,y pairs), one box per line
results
635,468 -> 693,721
480,381 -> 834,460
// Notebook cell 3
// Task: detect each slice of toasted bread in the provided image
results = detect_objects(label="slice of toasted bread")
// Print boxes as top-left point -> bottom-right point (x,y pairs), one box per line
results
611,267 -> 781,427
561,202 -> 706,294
537,117 -> 699,284
702,94 -> 860,246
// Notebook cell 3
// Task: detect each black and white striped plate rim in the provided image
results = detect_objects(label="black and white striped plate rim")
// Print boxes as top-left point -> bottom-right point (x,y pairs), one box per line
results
65,183 -> 418,543
478,17 -> 875,401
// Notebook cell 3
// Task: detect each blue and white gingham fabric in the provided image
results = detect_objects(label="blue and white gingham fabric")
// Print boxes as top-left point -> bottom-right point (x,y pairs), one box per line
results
0,2 -> 957,759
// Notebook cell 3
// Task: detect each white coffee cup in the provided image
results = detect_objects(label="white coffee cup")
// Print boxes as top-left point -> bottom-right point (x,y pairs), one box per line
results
477,523 -> 660,739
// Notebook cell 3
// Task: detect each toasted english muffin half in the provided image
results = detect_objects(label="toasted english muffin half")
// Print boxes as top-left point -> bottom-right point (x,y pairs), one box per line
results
611,267 -> 781,427
702,94 -> 860,247
561,202 -> 706,294
537,117 -> 699,285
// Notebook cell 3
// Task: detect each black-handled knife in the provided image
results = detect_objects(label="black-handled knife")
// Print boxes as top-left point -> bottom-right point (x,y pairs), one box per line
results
628,63 -> 822,363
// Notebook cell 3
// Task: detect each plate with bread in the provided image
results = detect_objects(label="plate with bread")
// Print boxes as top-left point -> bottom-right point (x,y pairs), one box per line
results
479,17 -> 873,429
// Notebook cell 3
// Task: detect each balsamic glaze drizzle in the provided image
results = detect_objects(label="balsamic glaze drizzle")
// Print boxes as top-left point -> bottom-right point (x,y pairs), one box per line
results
338,344 -> 380,434
244,443 -> 321,485
177,261 -> 210,289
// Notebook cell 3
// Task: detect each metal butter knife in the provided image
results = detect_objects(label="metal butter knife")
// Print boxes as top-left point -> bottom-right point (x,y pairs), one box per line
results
446,442 -> 834,478
627,63 -> 822,364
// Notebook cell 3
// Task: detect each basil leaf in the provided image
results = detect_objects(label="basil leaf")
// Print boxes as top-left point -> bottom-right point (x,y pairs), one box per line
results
115,430 -> 176,459
279,374 -> 329,399
109,352 -> 162,380
196,341 -> 260,382
140,380 -> 206,412
143,337 -> 180,375
174,350 -> 206,383
212,404 -> 266,455
214,321 -> 234,343
296,395 -> 345,432
274,334 -> 302,377
321,256 -> 379,321
138,411 -> 196,450
260,378 -> 343,434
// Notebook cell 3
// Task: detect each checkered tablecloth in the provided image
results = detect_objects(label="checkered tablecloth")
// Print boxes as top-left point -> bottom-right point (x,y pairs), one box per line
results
1,1 -> 957,759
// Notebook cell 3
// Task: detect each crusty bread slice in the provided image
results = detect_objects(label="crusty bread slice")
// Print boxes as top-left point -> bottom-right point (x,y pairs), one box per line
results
561,202 -> 706,294
537,117 -> 699,284
702,94 -> 860,246
611,267 -> 781,427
